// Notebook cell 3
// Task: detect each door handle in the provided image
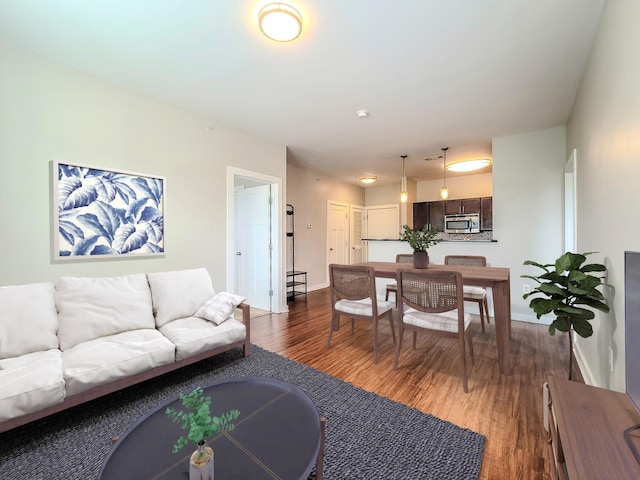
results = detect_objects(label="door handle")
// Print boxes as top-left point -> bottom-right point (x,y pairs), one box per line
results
236,252 -> 242,256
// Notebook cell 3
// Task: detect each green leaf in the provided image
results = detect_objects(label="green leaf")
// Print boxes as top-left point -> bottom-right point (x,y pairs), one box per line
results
557,305 -> 595,319
572,318 -> 594,338
530,297 -> 561,316
550,318 -> 570,333
538,283 -> 567,297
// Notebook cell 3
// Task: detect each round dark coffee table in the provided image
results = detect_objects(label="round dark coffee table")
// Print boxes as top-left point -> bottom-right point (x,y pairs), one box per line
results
99,376 -> 324,479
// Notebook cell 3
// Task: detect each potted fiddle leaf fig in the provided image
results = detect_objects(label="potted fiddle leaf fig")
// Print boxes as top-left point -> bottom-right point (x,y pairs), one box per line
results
166,387 -> 240,479
522,251 -> 609,379
400,224 -> 441,268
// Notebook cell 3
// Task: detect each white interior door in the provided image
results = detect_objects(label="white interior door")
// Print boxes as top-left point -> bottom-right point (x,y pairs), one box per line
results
327,201 -> 348,269
235,184 -> 271,311
350,204 -> 365,264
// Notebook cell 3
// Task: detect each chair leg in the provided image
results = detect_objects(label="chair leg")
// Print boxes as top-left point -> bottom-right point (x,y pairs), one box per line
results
385,288 -> 390,301
412,331 -> 417,349
459,332 -> 469,393
483,298 -> 490,324
393,323 -> 404,369
477,299 -> 486,334
387,311 -> 396,344
327,312 -> 338,347
467,329 -> 475,365
372,318 -> 379,364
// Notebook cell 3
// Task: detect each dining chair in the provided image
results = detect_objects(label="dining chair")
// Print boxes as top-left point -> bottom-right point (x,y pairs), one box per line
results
444,255 -> 491,333
394,268 -> 475,392
328,264 -> 396,363
384,254 -> 414,305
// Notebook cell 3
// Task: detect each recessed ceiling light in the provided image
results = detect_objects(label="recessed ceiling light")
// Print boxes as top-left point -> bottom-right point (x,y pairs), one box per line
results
358,175 -> 378,184
356,110 -> 369,118
446,158 -> 492,172
258,2 -> 303,42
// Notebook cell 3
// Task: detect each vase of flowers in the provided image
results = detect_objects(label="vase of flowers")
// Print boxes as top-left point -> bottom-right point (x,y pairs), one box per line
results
166,387 -> 240,480
399,224 -> 441,268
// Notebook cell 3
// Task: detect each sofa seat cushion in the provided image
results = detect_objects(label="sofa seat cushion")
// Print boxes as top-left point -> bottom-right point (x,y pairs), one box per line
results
147,268 -> 215,328
62,329 -> 176,396
0,282 -> 59,359
0,349 -> 65,422
159,317 -> 246,361
56,274 -> 156,351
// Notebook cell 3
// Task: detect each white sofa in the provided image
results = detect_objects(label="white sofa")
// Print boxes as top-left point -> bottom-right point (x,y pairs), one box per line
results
0,268 -> 250,434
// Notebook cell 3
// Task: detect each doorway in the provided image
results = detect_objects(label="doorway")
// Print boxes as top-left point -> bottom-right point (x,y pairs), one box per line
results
564,149 -> 577,253
227,167 -> 285,313
327,201 -> 349,283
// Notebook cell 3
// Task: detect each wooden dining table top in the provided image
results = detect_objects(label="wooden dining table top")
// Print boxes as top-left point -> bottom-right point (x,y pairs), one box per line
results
356,261 -> 510,286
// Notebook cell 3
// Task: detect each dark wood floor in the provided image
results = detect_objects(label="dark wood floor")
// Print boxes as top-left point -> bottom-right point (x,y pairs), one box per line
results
251,288 -> 570,480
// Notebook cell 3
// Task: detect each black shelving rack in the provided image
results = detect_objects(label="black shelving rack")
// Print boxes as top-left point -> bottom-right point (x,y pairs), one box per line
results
286,204 -> 307,301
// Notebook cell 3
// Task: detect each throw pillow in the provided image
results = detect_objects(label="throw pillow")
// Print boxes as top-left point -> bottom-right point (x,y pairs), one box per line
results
195,292 -> 246,325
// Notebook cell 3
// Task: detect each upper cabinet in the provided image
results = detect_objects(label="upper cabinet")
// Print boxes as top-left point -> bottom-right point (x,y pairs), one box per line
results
413,201 -> 445,232
413,197 -> 491,232
444,198 -> 481,215
481,197 -> 493,231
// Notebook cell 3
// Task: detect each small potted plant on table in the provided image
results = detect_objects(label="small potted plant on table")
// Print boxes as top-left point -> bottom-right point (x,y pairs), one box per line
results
400,224 -> 441,268
166,386 -> 240,480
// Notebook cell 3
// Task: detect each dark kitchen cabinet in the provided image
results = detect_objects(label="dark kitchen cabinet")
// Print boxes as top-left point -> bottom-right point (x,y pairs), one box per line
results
445,198 -> 481,215
430,201 -> 445,231
412,201 -> 445,232
481,197 -> 493,230
413,202 -> 429,230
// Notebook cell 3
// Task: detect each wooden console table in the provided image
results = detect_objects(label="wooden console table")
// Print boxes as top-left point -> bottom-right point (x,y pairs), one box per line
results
545,376 -> 640,479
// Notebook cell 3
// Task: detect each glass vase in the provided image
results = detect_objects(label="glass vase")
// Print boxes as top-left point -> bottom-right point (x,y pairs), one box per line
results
189,442 -> 214,480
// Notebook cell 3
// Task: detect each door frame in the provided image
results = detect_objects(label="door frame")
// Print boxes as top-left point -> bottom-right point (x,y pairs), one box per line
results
226,167 -> 286,313
326,200 -> 349,284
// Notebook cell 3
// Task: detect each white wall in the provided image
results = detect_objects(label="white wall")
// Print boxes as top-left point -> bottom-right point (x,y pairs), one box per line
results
0,41 -> 286,291
492,127 -> 566,320
286,161 -> 364,291
416,173 -> 493,201
566,0 -> 640,391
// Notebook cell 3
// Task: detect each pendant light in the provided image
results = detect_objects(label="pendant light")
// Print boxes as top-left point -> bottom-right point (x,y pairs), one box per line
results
400,154 -> 408,203
440,147 -> 449,200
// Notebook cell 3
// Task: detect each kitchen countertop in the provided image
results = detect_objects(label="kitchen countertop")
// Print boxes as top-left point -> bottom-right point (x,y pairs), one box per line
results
364,231 -> 495,242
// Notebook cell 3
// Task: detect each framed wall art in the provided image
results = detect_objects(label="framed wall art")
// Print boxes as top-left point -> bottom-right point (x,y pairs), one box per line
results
52,161 -> 165,260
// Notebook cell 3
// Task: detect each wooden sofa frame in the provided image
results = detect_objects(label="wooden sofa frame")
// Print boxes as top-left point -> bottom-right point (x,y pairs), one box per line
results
0,303 -> 251,435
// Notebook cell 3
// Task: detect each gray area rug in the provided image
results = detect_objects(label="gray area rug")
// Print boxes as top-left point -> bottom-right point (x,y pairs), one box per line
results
0,346 -> 485,479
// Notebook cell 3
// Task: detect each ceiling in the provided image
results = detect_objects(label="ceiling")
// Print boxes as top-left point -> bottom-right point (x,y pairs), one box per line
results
0,1 -> 606,186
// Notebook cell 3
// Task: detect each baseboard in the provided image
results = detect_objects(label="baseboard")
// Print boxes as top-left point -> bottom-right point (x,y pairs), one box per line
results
573,341 -> 594,386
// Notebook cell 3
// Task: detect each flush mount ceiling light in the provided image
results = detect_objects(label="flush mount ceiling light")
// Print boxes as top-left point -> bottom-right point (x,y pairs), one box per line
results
446,158 -> 492,172
258,2 -> 303,42
358,175 -> 378,184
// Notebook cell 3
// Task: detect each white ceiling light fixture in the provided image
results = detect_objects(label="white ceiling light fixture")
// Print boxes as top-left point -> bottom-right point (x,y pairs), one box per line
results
356,110 -> 369,118
440,147 -> 449,200
258,2 -> 303,42
400,154 -> 408,203
358,175 -> 378,184
446,158 -> 492,172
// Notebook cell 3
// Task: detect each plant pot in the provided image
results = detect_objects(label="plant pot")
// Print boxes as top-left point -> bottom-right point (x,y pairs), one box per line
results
190,442 -> 214,480
413,251 -> 429,269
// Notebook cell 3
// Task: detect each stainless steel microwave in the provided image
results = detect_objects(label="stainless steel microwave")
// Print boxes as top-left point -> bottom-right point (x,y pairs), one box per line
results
445,213 -> 480,234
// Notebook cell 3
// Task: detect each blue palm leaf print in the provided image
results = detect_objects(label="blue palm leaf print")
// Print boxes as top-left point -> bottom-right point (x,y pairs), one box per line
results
59,178 -> 98,211
56,163 -> 163,257
113,224 -> 149,253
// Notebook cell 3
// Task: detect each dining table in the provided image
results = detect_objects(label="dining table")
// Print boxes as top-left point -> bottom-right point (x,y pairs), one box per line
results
355,261 -> 513,375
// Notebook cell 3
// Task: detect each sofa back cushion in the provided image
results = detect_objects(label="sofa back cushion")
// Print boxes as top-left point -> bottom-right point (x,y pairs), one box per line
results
147,268 -> 215,327
56,273 -> 155,351
0,283 -> 59,359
